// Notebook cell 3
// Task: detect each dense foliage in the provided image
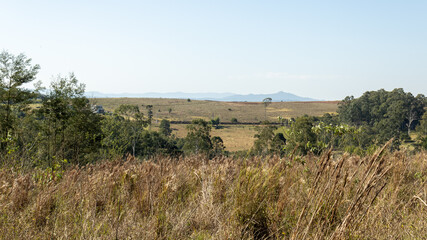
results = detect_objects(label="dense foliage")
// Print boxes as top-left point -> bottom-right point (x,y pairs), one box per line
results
338,88 -> 426,144
0,51 -> 40,151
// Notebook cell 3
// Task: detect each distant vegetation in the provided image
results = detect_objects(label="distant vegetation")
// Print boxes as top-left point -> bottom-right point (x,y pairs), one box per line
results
1,51 -> 426,239
91,98 -> 338,122
85,90 -> 316,102
1,50 -> 426,163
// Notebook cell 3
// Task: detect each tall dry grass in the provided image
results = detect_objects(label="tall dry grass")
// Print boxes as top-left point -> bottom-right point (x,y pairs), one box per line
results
0,144 -> 426,239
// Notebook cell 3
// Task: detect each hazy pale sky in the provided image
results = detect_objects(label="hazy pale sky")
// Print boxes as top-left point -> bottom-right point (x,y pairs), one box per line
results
1,0 -> 426,100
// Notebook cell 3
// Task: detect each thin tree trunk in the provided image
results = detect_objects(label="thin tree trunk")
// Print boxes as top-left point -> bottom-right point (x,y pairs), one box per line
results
3,75 -> 12,144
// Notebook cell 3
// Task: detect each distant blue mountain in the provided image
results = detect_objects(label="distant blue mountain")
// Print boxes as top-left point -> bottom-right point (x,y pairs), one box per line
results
85,91 -> 317,102
85,91 -> 234,99
218,91 -> 316,102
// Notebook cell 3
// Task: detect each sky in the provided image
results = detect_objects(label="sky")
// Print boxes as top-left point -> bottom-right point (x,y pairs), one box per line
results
1,0 -> 426,100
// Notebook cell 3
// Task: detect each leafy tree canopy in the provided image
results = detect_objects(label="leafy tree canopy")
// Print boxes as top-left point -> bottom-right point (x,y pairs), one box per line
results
183,119 -> 212,155
338,88 -> 426,144
0,51 -> 40,145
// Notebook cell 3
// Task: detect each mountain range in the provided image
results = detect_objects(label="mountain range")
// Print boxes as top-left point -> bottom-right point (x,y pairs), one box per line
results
85,91 -> 317,102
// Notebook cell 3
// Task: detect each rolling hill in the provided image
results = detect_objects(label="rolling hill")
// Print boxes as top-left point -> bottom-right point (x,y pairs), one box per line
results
86,91 -> 317,102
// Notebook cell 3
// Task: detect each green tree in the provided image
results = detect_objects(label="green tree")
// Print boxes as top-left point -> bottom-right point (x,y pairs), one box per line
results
145,105 -> 153,126
285,116 -> 317,155
183,119 -> 212,155
252,125 -> 276,155
211,117 -> 220,129
416,112 -> 427,150
113,104 -> 147,156
251,125 -> 286,156
37,74 -> 102,165
159,119 -> 172,136
100,114 -> 130,158
211,136 -> 225,157
138,131 -> 180,157
115,104 -> 141,121
0,51 -> 40,150
416,112 -> 427,137
270,133 -> 286,155
338,88 -> 426,145
101,115 -> 178,158
406,94 -> 426,136
312,121 -> 364,153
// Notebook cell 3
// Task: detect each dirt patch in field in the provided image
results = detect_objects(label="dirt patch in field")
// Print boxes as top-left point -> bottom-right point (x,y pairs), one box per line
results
268,108 -> 292,112
225,102 -> 260,106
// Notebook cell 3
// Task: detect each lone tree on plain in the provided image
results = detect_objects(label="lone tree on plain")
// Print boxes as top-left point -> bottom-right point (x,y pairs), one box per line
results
263,97 -> 272,121
211,117 -> 220,129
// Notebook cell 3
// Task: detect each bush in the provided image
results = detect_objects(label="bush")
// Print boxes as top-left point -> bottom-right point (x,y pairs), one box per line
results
159,119 -> 172,136
421,137 -> 427,150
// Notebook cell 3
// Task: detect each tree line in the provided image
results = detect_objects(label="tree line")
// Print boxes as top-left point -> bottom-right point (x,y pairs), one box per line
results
249,89 -> 426,156
1,51 -> 426,168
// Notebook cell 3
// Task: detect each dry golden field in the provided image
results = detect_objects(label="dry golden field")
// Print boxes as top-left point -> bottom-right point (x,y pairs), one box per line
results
91,98 -> 338,152
90,98 -> 339,122
153,124 -> 258,152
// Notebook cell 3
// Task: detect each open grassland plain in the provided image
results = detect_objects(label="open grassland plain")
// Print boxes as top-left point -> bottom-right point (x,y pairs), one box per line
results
1,147 -> 426,239
90,98 -> 339,122
93,98 -> 338,151
155,124 -> 258,152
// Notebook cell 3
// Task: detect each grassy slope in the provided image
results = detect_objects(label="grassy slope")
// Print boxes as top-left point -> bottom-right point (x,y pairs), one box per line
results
1,149 -> 426,239
90,98 -> 339,122
152,124 -> 257,152
92,98 -> 338,152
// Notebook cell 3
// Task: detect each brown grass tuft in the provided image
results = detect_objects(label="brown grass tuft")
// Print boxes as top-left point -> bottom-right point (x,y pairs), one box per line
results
0,146 -> 426,239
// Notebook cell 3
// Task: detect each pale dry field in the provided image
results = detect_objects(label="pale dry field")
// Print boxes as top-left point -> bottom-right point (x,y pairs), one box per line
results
152,124 -> 257,152
94,98 -> 339,151
91,98 -> 338,122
